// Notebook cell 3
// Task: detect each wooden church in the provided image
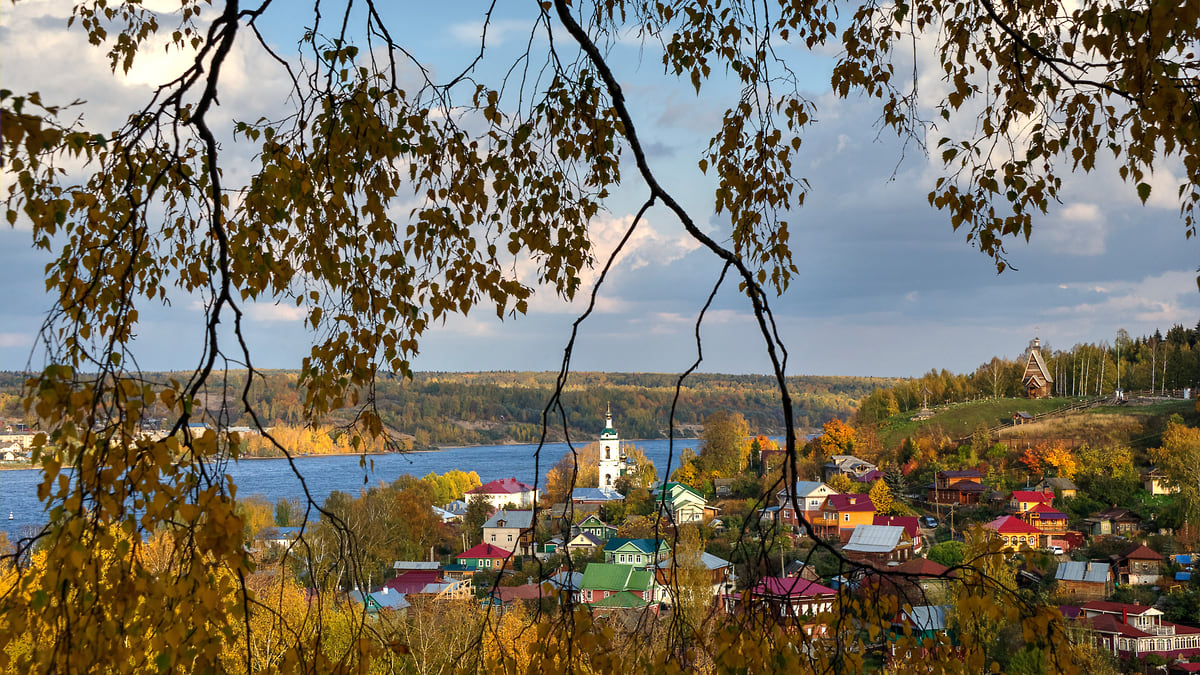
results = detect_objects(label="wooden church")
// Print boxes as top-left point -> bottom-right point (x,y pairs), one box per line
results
1021,336 -> 1054,398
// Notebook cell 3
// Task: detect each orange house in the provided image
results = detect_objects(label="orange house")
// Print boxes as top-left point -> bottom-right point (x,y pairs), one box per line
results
818,494 -> 875,542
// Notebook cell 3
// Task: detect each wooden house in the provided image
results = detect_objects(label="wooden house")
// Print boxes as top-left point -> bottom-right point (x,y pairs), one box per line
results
1081,507 -> 1144,537
1021,337 -> 1054,398
928,470 -> 987,505
842,525 -> 914,566
652,482 -> 707,524
1113,544 -> 1163,586
603,538 -> 670,567
1054,561 -> 1114,601
1033,477 -> 1078,499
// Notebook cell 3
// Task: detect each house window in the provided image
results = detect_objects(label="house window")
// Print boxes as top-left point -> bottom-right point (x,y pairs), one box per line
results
844,514 -> 850,522
507,534 -> 513,542
491,534 -> 496,542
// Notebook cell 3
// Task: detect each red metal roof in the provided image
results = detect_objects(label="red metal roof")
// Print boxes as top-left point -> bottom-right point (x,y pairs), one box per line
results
467,477 -> 535,495
1119,544 -> 1164,561
824,494 -> 875,512
1029,503 -> 1068,518
751,577 -> 837,598
458,543 -> 512,560
873,515 -> 920,539
1081,600 -> 1156,616
985,515 -> 1042,534
893,557 -> 954,578
1011,490 -> 1054,503
383,570 -> 441,595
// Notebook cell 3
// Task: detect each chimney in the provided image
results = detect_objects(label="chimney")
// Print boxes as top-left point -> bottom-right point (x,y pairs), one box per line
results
1122,607 -> 1128,625
382,587 -> 388,595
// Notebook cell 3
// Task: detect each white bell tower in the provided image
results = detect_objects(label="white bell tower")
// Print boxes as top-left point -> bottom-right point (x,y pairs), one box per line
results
597,405 -> 624,488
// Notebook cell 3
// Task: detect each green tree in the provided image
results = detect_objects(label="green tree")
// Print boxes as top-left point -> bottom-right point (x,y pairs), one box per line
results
462,495 -> 493,548
928,540 -> 969,568
1152,417 -> 1200,526
697,411 -> 751,478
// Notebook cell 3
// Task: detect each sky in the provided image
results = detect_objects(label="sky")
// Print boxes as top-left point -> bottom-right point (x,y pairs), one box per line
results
1,1 -> 1196,379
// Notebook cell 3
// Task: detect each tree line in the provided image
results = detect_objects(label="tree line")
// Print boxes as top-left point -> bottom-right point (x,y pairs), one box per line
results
856,325 -> 1200,424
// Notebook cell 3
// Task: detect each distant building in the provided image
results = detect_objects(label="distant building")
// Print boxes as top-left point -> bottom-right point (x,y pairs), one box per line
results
597,407 -> 627,489
481,509 -> 536,556
1021,336 -> 1054,398
465,478 -> 538,510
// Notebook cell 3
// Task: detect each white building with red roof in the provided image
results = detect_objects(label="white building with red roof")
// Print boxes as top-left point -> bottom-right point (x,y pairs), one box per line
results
465,477 -> 539,510
1078,601 -> 1200,660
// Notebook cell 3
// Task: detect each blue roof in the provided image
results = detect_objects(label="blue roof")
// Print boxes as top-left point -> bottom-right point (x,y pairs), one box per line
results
1177,572 -> 1192,582
571,487 -> 624,502
1177,554 -> 1192,565
603,538 -> 668,553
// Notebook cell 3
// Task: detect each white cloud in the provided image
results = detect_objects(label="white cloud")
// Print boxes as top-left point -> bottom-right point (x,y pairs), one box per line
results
449,19 -> 534,46
245,302 -> 309,323
1040,202 -> 1108,256
0,332 -> 33,348
1048,270 -> 1196,325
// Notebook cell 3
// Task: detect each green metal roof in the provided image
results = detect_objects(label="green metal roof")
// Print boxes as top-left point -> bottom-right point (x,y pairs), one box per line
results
580,563 -> 653,592
590,590 -> 648,609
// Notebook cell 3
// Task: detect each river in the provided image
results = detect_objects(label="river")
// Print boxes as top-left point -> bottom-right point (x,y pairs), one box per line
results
2,436 -> 784,538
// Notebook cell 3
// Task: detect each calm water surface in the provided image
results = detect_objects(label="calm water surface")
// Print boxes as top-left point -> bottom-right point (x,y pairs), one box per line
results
0,437 -> 766,538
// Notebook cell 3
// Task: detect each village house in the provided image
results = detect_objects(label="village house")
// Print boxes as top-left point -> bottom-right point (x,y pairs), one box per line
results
733,577 -> 838,623
350,587 -> 411,615
579,563 -> 657,604
482,509 -> 536,556
1009,490 -> 1055,514
776,481 -> 839,532
818,493 -> 875,542
1032,476 -> 1078,499
654,551 -> 737,602
573,513 -> 617,541
873,515 -> 924,554
604,538 -> 671,567
842,525 -> 914,566
465,477 -> 539,510
564,531 -> 604,556
1081,507 -> 1144,537
456,543 -> 512,571
821,455 -> 878,482
1142,468 -> 1179,496
1078,601 -> 1200,660
1021,503 -> 1069,539
889,558 -> 956,601
569,487 -> 624,518
1113,543 -> 1164,586
1054,561 -> 1114,601
651,482 -> 708,524
984,515 -> 1044,551
889,606 -> 952,660
927,469 -> 986,506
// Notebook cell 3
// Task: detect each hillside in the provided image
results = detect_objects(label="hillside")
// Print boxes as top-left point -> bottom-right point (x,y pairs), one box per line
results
872,394 -> 1195,450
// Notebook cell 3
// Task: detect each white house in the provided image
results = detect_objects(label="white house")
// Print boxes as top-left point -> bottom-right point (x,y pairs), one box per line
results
465,477 -> 539,510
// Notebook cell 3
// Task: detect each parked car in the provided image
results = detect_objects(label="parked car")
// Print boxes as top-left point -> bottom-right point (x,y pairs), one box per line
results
921,516 -> 938,529
1050,546 -> 1064,555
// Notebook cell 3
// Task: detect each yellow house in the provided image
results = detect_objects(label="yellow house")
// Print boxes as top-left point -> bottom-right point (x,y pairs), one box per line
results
818,494 -> 875,542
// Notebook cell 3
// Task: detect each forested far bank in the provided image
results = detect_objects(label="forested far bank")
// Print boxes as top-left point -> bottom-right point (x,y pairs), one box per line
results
0,371 -> 896,449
